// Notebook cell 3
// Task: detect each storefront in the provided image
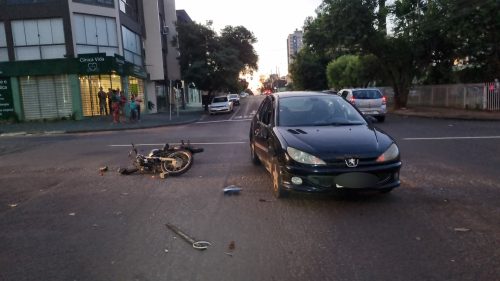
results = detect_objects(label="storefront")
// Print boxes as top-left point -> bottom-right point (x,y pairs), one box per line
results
0,53 -> 147,121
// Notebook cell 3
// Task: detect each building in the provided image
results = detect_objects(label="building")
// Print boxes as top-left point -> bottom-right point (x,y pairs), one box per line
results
286,29 -> 303,72
0,0 -> 182,122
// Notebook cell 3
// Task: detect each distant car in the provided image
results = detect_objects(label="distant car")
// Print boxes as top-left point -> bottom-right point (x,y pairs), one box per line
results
263,89 -> 272,95
240,92 -> 249,98
227,93 -> 240,105
249,91 -> 401,198
208,96 -> 233,115
338,88 -> 387,122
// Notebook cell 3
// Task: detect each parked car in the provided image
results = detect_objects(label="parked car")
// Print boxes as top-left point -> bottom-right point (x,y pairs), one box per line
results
337,88 -> 387,122
249,91 -> 401,198
208,96 -> 233,115
227,93 -> 240,105
240,92 -> 249,98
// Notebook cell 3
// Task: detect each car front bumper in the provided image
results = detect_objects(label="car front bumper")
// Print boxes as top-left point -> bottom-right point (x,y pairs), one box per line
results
209,107 -> 231,113
279,161 -> 402,193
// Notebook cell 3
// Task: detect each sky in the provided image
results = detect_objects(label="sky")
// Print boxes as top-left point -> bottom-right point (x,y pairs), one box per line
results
175,0 -> 323,77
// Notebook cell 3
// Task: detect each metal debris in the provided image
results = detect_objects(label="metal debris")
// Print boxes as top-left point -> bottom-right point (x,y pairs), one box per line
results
454,227 -> 471,232
165,223 -> 211,251
99,166 -> 108,172
69,212 -> 76,216
8,203 -> 18,208
223,185 -> 242,195
259,198 -> 275,202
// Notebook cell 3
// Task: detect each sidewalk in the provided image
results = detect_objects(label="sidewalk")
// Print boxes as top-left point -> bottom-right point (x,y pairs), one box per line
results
390,106 -> 500,121
0,105 -> 205,136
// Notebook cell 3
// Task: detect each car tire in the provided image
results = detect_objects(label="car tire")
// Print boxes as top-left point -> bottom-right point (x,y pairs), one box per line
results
250,142 -> 260,165
272,160 -> 289,198
377,116 -> 385,122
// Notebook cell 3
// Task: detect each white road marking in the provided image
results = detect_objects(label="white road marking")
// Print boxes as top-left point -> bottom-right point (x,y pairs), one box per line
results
403,136 -> 500,141
108,141 -> 247,147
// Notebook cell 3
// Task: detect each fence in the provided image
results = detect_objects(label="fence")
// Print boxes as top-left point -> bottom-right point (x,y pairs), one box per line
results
379,82 -> 500,111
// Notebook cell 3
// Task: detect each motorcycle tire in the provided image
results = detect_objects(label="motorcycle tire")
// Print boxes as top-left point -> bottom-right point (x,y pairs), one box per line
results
161,150 -> 193,176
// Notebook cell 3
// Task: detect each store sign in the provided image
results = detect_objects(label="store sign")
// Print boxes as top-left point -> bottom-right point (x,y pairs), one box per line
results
0,78 -> 15,120
78,54 -> 111,74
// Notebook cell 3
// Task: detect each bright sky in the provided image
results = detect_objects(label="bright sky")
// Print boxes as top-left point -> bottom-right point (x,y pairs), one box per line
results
175,0 -> 323,77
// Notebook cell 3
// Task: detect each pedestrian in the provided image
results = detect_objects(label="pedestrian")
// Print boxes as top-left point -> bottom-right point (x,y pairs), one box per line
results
111,90 -> 121,123
107,88 -> 113,115
129,96 -> 138,122
97,87 -> 107,115
133,94 -> 142,121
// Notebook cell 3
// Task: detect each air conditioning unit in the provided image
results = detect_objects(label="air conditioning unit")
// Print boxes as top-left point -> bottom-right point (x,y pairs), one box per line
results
162,25 -> 169,35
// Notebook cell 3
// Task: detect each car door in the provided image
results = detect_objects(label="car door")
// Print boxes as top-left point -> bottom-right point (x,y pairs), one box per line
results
252,97 -> 274,171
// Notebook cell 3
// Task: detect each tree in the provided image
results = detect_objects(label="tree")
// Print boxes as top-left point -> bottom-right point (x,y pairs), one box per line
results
289,46 -> 329,90
176,22 -> 259,105
326,54 -> 382,89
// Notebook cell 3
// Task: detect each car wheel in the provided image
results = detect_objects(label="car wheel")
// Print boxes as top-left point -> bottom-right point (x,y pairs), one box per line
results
377,116 -> 385,122
272,160 -> 289,198
250,141 -> 260,165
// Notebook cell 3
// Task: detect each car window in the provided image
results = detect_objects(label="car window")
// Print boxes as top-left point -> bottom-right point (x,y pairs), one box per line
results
340,91 -> 349,99
278,95 -> 366,126
213,96 -> 228,103
228,94 -> 238,99
259,97 -> 273,125
352,89 -> 382,99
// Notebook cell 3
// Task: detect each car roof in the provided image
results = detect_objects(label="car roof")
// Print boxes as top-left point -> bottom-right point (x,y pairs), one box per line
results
339,88 -> 381,91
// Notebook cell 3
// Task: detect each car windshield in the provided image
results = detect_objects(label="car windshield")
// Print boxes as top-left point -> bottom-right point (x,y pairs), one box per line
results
352,89 -> 383,99
228,94 -> 238,99
278,95 -> 367,127
213,97 -> 228,103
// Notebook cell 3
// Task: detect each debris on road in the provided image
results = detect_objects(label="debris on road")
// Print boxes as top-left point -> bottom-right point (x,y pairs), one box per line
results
99,166 -> 108,172
165,223 -> 211,251
223,185 -> 242,195
259,198 -> 275,202
68,212 -> 76,216
8,203 -> 18,208
454,227 -> 471,232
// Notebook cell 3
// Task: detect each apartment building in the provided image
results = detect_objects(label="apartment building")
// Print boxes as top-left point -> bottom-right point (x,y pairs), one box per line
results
0,0 -> 182,121
287,29 -> 303,71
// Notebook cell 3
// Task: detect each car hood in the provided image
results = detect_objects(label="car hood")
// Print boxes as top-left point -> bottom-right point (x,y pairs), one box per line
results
210,102 -> 229,106
276,125 -> 394,159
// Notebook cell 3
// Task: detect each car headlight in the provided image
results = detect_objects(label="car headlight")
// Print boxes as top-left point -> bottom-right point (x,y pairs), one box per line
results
376,143 -> 399,162
286,147 -> 326,165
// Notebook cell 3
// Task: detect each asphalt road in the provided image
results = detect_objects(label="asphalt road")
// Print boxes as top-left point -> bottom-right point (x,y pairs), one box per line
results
0,96 -> 499,281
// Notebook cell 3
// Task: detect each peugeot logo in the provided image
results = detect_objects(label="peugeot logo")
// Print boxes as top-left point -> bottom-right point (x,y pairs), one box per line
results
345,158 -> 359,168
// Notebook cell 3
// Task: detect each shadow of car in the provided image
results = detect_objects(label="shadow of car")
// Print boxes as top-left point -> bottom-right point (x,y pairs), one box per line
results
249,91 -> 401,198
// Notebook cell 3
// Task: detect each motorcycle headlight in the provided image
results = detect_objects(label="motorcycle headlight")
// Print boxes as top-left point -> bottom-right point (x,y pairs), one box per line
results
376,143 -> 399,162
286,147 -> 326,165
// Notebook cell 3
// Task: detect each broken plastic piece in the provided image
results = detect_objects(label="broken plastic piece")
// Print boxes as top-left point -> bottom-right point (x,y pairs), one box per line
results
99,166 -> 108,172
223,185 -> 242,195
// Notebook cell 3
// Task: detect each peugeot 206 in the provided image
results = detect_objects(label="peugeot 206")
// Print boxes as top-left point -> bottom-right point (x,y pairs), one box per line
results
249,91 -> 402,198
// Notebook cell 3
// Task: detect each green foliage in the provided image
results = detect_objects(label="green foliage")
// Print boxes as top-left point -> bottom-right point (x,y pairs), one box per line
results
176,22 -> 258,95
289,46 -> 328,90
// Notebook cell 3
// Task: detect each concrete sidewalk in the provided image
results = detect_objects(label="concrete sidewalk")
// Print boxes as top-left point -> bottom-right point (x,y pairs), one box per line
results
390,107 -> 500,121
0,106 -> 205,136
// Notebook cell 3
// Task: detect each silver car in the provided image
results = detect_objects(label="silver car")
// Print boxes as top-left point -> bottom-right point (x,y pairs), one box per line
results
338,88 -> 387,122
208,96 -> 234,115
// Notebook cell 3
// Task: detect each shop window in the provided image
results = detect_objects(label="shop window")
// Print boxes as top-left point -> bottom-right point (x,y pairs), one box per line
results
74,14 -> 118,57
79,74 -> 121,117
0,22 -> 7,62
12,18 -> 66,61
121,26 -> 143,66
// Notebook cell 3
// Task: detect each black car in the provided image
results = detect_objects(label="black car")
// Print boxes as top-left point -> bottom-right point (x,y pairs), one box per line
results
249,91 -> 402,198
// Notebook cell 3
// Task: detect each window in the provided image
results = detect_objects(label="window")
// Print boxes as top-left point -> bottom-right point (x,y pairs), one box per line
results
0,22 -> 7,62
121,26 -> 142,66
11,18 -> 66,61
119,0 -> 138,20
74,14 -> 118,56
73,0 -> 114,8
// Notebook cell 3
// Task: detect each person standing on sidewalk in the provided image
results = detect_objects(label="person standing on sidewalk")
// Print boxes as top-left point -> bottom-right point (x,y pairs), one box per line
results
111,89 -> 121,123
98,87 -> 107,115
106,88 -> 113,116
133,94 -> 142,121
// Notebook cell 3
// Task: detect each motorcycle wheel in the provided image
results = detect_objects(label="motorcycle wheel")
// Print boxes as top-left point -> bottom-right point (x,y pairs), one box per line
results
161,150 -> 193,176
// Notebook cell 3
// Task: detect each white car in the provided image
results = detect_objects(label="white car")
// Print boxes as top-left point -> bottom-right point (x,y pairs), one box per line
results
208,96 -> 234,115
337,88 -> 387,122
227,94 -> 240,105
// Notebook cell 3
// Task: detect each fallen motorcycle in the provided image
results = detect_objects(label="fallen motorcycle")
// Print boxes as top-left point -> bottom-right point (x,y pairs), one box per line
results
120,141 -> 203,177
